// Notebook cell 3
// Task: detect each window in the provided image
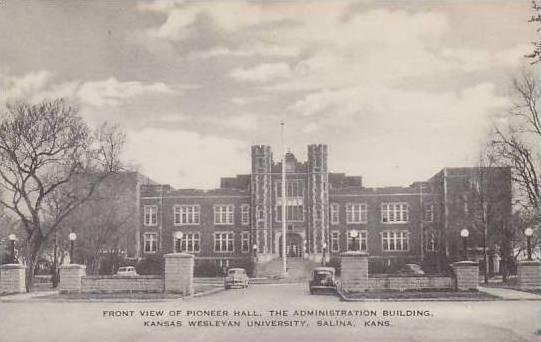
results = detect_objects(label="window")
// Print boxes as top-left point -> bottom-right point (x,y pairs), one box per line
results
425,231 -> 438,252
276,179 -> 304,198
214,205 -> 234,225
381,203 -> 409,223
330,203 -> 339,224
241,231 -> 250,253
174,205 -> 200,225
214,232 -> 234,252
347,230 -> 367,251
276,205 -> 304,222
257,207 -> 265,222
144,205 -> 158,226
241,205 -> 250,225
331,231 -> 340,252
174,232 -> 200,253
143,232 -> 158,253
256,157 -> 266,172
346,203 -> 368,224
423,203 -> 434,222
381,231 -> 409,251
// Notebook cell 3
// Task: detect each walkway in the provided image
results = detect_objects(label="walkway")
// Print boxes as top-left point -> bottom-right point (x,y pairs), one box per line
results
0,290 -> 58,301
478,286 -> 541,300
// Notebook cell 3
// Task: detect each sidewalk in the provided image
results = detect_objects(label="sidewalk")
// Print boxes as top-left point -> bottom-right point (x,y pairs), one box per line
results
0,290 -> 58,302
478,286 -> 541,300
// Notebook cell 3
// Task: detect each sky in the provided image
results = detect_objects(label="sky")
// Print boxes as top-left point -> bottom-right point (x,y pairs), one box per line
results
0,0 -> 537,189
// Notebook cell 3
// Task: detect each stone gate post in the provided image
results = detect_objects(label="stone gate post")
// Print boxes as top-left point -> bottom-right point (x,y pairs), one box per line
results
340,251 -> 369,292
0,264 -> 26,294
164,253 -> 194,295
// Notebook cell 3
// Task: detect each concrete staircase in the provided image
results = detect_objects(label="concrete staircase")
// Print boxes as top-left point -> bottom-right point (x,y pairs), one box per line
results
256,257 -> 318,280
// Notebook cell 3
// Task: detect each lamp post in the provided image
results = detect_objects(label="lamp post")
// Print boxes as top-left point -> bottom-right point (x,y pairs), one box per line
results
69,232 -> 77,264
525,228 -> 534,261
460,229 -> 469,261
350,230 -> 359,251
252,244 -> 258,277
8,234 -> 16,264
174,231 -> 184,253
322,242 -> 327,266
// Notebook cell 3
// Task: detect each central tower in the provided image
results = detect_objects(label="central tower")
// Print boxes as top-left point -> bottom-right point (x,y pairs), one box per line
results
307,144 -> 329,258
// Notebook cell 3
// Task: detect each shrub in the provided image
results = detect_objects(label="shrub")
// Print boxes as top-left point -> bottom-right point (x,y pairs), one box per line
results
136,257 -> 164,275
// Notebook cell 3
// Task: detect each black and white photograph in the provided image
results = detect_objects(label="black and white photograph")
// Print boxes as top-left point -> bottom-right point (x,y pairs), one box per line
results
0,1 -> 540,341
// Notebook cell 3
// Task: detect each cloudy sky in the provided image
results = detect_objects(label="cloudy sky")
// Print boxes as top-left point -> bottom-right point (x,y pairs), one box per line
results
0,0 -> 537,188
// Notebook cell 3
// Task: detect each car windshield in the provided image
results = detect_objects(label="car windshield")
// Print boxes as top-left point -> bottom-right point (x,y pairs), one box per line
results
314,271 -> 333,281
228,269 -> 244,275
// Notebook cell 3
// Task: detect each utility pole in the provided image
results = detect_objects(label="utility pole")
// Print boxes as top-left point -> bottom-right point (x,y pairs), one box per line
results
281,121 -> 288,277
420,183 -> 425,261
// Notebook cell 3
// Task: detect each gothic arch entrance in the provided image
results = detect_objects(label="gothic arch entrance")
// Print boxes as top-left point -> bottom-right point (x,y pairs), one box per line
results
279,233 -> 303,257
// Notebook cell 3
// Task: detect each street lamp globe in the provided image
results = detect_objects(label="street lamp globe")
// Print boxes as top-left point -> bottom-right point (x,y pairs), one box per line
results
525,228 -> 534,237
322,242 -> 327,249
69,232 -> 77,241
349,230 -> 359,238
460,229 -> 469,238
174,231 -> 184,240
8,234 -> 16,241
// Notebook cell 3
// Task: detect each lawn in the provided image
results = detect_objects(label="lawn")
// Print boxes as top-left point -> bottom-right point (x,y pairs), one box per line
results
340,288 -> 498,300
33,284 -> 221,301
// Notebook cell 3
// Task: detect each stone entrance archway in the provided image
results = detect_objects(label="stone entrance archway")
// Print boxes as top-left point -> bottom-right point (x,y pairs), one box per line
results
279,233 -> 303,257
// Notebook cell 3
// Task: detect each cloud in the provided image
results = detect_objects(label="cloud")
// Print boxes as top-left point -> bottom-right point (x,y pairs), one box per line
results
1,73 -> 177,108
1,71 -> 52,103
77,77 -> 174,107
137,1 -> 304,41
229,63 -> 292,83
185,44 -> 300,60
124,128 -> 248,188
231,94 -> 273,106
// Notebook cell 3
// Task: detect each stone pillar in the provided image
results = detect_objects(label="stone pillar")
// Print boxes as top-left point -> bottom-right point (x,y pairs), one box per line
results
0,264 -> 26,294
340,252 -> 369,292
517,261 -> 541,290
59,264 -> 86,293
164,253 -> 194,295
452,261 -> 479,290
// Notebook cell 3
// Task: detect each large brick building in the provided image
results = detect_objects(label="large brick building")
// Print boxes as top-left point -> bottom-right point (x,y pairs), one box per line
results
138,145 -> 512,274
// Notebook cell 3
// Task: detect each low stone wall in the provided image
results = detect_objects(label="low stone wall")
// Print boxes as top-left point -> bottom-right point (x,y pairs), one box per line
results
517,261 -> 541,290
367,275 -> 453,290
81,275 -> 164,293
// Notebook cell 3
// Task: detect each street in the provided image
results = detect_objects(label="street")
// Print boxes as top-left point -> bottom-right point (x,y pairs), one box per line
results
1,283 -> 540,342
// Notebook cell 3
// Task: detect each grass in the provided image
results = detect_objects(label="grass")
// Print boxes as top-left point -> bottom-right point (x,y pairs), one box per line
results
33,284 -> 221,301
341,288 -> 498,300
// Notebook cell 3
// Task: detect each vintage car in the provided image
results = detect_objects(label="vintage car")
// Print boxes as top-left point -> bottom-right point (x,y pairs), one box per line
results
397,264 -> 425,275
115,266 -> 138,276
224,268 -> 249,289
309,267 -> 339,294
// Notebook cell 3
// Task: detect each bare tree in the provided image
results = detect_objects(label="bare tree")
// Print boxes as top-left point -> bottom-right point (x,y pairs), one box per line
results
0,99 -> 124,290
528,0 -> 541,64
491,69 -> 541,270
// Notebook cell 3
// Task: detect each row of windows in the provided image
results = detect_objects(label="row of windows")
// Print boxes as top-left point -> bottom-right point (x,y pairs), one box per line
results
143,231 -> 252,254
331,203 -> 434,224
144,203 -> 435,226
329,230 -> 410,252
143,230 -> 419,254
144,205 -> 250,226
